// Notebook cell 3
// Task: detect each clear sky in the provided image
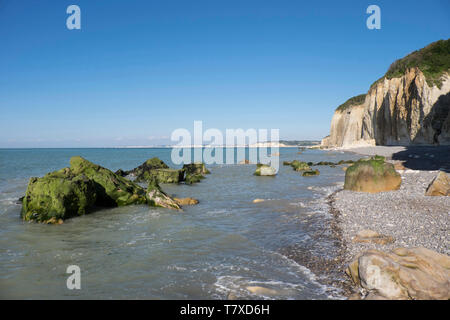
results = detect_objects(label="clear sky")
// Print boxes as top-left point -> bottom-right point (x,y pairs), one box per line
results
0,0 -> 449,147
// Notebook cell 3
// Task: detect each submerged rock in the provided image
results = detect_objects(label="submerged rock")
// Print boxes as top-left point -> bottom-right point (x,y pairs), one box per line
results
344,157 -> 401,193
174,197 -> 199,206
254,164 -> 277,176
252,199 -> 265,203
346,247 -> 450,300
302,169 -> 320,176
22,156 -> 180,223
425,171 -> 450,196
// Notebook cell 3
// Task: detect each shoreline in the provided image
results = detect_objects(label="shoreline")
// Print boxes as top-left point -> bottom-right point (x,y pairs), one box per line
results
322,146 -> 449,299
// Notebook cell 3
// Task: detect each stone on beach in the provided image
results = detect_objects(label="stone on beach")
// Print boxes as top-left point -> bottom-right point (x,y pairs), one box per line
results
425,171 -> 450,196
344,157 -> 401,193
252,199 -> 265,203
346,247 -> 450,300
352,229 -> 395,245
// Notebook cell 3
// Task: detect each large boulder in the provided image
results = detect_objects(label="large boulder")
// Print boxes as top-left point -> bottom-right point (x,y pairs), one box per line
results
70,156 -> 148,207
254,164 -> 277,176
346,247 -> 450,300
425,171 -> 450,196
21,168 -> 97,223
344,157 -> 401,193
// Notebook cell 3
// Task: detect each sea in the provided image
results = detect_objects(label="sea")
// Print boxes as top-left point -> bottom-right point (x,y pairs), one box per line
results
0,147 -> 360,299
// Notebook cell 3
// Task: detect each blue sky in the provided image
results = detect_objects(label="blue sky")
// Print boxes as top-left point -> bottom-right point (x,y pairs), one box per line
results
0,0 -> 449,147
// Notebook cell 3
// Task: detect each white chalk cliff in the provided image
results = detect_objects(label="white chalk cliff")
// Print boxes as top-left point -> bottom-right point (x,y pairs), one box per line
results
322,41 -> 450,148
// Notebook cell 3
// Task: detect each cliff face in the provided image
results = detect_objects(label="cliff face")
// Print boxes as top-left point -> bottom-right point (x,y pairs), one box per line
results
322,68 -> 450,147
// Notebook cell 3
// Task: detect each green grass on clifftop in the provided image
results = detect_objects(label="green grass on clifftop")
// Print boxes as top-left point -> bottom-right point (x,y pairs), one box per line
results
383,39 -> 450,88
336,94 -> 366,112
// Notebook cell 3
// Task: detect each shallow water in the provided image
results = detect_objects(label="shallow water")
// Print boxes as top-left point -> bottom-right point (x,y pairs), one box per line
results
0,148 -> 359,299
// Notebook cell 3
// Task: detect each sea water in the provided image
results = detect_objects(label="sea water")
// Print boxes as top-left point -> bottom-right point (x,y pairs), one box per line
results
0,147 -> 359,299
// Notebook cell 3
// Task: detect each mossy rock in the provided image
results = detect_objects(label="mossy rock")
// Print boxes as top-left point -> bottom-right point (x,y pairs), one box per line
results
254,164 -> 277,176
302,169 -> 320,176
127,157 -> 170,182
184,173 -> 205,184
337,160 -> 355,165
290,160 -> 311,171
21,168 -> 97,223
182,162 -> 210,184
344,159 -> 401,193
183,163 -> 210,175
283,161 -> 292,166
21,156 -> 181,223
315,161 -> 336,166
70,156 -> 148,207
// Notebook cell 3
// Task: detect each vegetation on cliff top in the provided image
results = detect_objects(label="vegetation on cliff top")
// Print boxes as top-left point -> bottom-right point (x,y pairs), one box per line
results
374,39 -> 450,89
335,94 -> 366,112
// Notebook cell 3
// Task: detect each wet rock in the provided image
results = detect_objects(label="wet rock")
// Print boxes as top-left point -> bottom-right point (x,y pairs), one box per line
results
254,164 -> 277,176
352,229 -> 395,245
302,169 -> 320,176
125,157 -> 185,184
246,286 -> 279,296
183,162 -> 210,184
146,177 -> 180,209
346,247 -> 450,300
425,171 -> 450,196
174,197 -> 199,206
290,160 -> 311,171
21,168 -> 98,223
344,157 -> 401,193
21,156 -> 181,223
70,156 -> 148,207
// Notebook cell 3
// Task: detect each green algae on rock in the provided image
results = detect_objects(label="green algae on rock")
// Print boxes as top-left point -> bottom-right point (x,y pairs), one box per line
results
70,156 -> 148,207
22,156 -> 181,224
344,157 -> 401,193
183,162 -> 210,184
254,164 -> 277,176
21,168 -> 97,223
302,169 -> 320,177
290,160 -> 311,172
